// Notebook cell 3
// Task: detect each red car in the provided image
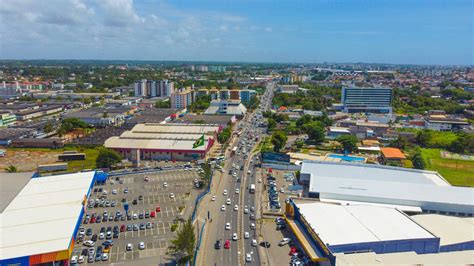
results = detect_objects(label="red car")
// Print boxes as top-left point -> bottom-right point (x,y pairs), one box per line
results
289,246 -> 297,255
150,211 -> 156,218
224,240 -> 231,249
90,217 -> 96,223
120,224 -> 126,232
156,206 -> 161,213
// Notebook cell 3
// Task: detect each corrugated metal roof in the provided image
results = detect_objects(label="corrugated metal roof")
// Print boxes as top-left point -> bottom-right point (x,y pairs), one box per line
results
297,202 -> 435,246
0,172 -> 95,261
105,136 -> 208,151
411,214 -> 474,245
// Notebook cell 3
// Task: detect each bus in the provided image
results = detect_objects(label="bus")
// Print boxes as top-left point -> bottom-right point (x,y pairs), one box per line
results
249,184 -> 255,194
231,146 -> 238,156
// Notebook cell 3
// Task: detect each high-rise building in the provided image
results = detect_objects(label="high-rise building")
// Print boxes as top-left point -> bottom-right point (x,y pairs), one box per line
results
239,89 -> 256,103
341,86 -> 393,113
134,79 -> 174,98
170,88 -> 193,109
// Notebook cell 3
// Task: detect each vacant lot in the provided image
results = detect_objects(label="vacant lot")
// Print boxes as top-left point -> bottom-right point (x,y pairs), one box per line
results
1,146 -> 99,172
421,148 -> 474,187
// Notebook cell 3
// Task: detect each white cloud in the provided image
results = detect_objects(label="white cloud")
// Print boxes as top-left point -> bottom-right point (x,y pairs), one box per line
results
98,0 -> 140,27
219,25 -> 228,32
264,27 -> 273,32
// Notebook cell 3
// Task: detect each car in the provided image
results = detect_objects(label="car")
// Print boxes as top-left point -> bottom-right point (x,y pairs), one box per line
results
101,253 -> 109,261
244,208 -> 249,214
156,206 -> 161,212
133,213 -> 138,220
132,199 -> 138,205
250,206 -> 255,212
112,189 -> 117,195
221,205 -> 226,211
214,240 -> 222,250
224,240 -> 231,249
78,255 -> 85,263
245,253 -> 252,262
226,198 -> 231,205
144,176 -> 149,182
163,182 -> 168,187
225,223 -> 231,230
151,211 -> 156,218
83,240 -> 95,247
258,179 -> 262,183
280,188 -> 285,193
232,233 -> 238,241
106,232 -> 112,240
223,190 -> 228,195
169,193 -> 175,198
211,196 -> 216,201
99,232 -> 105,240
235,188 -> 240,194
276,224 -> 286,230
71,255 -> 78,264
140,223 -> 146,230
251,239 -> 257,247
250,223 -> 256,230
244,232 -> 250,239
250,213 -> 255,220
139,242 -> 145,250
234,205 -> 239,211
81,249 -> 88,256
87,255 -> 94,263
103,240 -> 114,247
279,238 -> 292,246
139,212 -> 144,219
124,187 -> 129,193
86,228 -> 93,236
120,224 -> 126,232
133,224 -> 139,231
146,222 -> 152,229
113,231 -> 119,239
127,224 -> 132,231
126,243 -> 133,251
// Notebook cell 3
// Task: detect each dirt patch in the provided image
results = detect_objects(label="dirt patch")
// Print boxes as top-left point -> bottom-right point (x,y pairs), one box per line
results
0,150 -> 62,172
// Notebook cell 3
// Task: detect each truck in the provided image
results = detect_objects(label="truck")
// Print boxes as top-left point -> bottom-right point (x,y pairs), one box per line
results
37,163 -> 68,172
249,184 -> 255,194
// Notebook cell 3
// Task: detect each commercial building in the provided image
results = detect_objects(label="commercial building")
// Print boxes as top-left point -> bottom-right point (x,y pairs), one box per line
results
170,88 -> 193,109
0,111 -> 16,127
63,107 -> 134,127
14,105 -> 64,121
300,161 -> 474,216
0,171 -> 99,266
134,79 -> 174,98
341,86 -> 393,113
204,100 -> 247,116
104,123 -> 221,162
239,89 -> 256,103
424,115 -> 469,131
229,90 -> 240,100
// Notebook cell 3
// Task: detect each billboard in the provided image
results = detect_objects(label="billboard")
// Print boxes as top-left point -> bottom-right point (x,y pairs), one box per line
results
262,152 -> 290,164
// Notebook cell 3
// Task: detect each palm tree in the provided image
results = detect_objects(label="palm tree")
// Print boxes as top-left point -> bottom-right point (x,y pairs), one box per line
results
168,218 -> 196,264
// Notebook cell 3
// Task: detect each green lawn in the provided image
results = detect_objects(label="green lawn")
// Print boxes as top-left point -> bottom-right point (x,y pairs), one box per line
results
421,148 -> 474,187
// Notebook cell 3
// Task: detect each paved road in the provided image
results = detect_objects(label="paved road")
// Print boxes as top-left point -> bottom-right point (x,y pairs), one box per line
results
197,82 -> 275,265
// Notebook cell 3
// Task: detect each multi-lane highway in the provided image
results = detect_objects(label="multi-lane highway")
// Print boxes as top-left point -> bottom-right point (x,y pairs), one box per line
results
197,82 -> 274,265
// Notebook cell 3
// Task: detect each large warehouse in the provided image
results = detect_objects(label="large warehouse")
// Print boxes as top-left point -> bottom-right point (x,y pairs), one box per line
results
0,171 -> 97,265
285,201 -> 474,265
105,123 -> 222,162
300,161 -> 474,216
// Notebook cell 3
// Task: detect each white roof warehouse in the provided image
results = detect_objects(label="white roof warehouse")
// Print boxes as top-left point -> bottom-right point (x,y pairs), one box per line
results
0,171 -> 96,265
300,161 -> 474,216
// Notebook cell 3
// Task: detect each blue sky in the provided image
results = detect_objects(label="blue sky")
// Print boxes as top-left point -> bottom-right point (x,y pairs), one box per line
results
0,0 -> 472,65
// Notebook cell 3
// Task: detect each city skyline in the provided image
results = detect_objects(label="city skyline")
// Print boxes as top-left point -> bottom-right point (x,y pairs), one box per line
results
0,0 -> 472,65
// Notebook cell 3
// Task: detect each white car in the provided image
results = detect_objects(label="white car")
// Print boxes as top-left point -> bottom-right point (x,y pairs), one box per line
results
258,179 -> 262,183
251,239 -> 257,247
101,253 -> 109,261
280,188 -> 285,193
232,233 -> 238,241
211,196 -> 216,201
126,243 -> 133,251
246,253 -> 252,262
244,208 -> 249,214
244,231 -> 250,239
169,193 -> 175,198
221,205 -> 226,211
112,189 -> 117,195
250,223 -> 256,230
247,170 -> 252,174
234,205 -> 239,211
83,240 -> 95,247
225,223 -> 231,230
78,255 -> 85,263
235,188 -> 240,194
223,190 -> 228,196
139,242 -> 145,250
250,206 -> 255,212
99,232 -> 105,240
71,255 -> 78,264
163,182 -> 168,187
226,199 -> 231,205
279,238 -> 292,246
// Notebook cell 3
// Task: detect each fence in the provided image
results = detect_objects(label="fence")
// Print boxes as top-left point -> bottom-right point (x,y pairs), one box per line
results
193,219 -> 206,265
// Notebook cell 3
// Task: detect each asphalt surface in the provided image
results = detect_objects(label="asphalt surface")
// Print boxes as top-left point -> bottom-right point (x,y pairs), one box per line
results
199,82 -> 275,265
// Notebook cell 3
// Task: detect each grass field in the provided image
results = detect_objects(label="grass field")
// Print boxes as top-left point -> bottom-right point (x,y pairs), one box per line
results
421,148 -> 474,187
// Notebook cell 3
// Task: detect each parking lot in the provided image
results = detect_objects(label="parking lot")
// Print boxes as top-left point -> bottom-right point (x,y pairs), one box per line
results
70,168 -> 203,265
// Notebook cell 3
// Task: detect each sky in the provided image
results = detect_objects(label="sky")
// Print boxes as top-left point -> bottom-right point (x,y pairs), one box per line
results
0,0 -> 472,65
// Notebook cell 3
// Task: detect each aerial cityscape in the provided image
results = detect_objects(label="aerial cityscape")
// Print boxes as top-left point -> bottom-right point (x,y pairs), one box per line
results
0,1 -> 473,266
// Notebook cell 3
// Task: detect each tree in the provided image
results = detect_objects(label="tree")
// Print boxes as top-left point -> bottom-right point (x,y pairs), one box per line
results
6,165 -> 17,173
390,135 -> 409,150
96,148 -> 122,168
336,135 -> 358,153
416,130 -> 433,147
411,150 -> 425,169
169,218 -> 196,264
271,130 -> 288,152
217,127 -> 232,143
302,121 -> 325,144
155,100 -> 171,108
199,161 -> 212,185
43,122 -> 54,133
267,118 -> 276,131
449,139 -> 465,154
